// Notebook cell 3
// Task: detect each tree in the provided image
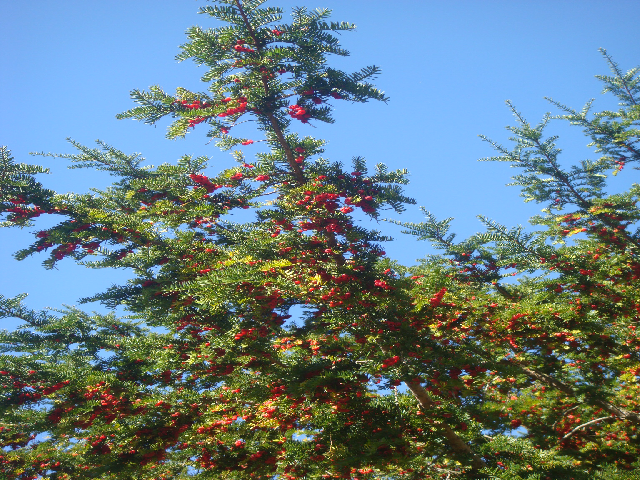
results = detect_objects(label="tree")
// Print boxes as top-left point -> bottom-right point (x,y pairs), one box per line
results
1,0 -> 639,478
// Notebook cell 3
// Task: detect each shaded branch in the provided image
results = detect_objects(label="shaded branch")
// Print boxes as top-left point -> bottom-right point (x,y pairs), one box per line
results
562,416 -> 614,440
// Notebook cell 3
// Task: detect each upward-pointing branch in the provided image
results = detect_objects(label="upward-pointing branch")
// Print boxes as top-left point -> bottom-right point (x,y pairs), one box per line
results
378,344 -> 485,472
234,0 -> 307,185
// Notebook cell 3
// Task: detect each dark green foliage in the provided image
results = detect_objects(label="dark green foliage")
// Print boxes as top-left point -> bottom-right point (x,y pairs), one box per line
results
1,2 -> 640,479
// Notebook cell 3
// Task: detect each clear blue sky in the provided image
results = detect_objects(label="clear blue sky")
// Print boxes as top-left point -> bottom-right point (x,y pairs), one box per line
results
2,0 -> 639,319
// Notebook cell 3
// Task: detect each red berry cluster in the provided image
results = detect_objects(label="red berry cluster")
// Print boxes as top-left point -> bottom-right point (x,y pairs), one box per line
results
294,146 -> 306,164
289,105 -> 311,123
5,205 -> 46,221
188,117 -> 206,128
189,174 -> 222,193
381,356 -> 400,369
374,279 -> 393,290
344,192 -> 376,214
217,97 -> 248,118
233,39 -> 255,53
172,99 -> 212,128
429,288 -> 449,307
172,96 -> 251,130
178,100 -> 212,110
52,242 -> 80,260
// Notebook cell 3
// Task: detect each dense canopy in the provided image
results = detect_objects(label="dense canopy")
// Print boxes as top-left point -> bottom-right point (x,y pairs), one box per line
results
1,1 -> 639,478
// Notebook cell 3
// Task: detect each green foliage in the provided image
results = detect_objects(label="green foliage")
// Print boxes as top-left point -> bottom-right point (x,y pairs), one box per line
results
117,0 -> 386,145
1,1 -> 640,479
0,146 -> 55,227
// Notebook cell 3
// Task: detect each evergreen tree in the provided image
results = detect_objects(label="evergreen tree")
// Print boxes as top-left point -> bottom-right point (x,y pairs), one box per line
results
1,1 -> 639,478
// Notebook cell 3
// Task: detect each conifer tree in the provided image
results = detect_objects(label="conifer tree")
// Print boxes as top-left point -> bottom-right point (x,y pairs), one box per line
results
1,1 -> 639,478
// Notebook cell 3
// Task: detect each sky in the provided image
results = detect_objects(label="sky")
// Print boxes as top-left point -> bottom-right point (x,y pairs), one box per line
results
2,0 -> 639,320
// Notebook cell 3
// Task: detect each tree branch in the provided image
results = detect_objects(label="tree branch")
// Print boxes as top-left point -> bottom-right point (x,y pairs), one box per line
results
233,0 -> 307,186
518,365 -> 640,424
377,345 -> 484,471
264,113 -> 307,185
404,379 -> 486,472
562,416 -> 613,440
